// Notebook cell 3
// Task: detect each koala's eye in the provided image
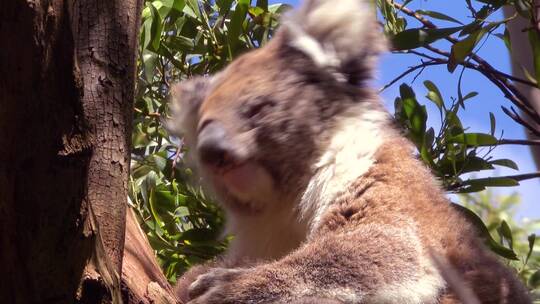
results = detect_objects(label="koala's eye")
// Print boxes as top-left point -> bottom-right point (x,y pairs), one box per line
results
241,98 -> 276,119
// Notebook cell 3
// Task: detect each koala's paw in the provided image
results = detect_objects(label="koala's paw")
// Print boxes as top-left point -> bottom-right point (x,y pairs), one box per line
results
187,267 -> 251,304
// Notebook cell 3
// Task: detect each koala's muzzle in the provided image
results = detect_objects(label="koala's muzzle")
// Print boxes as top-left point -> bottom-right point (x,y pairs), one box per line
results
197,121 -> 236,170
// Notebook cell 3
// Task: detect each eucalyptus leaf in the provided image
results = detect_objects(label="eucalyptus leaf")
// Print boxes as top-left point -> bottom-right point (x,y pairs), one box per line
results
451,204 -> 518,260
498,220 -> 514,249
528,29 -> 540,88
489,112 -> 496,135
424,80 -> 444,110
448,133 -> 498,146
416,10 -> 463,25
529,270 -> 540,288
461,177 -> 519,188
391,26 -> 463,50
450,24 -> 496,71
490,159 -> 519,170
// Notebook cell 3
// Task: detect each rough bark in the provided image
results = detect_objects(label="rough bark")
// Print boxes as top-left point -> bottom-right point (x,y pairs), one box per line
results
0,1 -> 177,303
0,1 -> 94,302
122,208 -> 178,304
71,0 -> 141,287
503,5 -> 540,170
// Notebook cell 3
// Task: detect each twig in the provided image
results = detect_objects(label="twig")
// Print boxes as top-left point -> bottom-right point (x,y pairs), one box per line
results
502,106 -> 540,137
379,60 -> 444,92
420,45 -> 539,87
497,138 -> 540,145
382,52 -> 540,136
387,0 -> 540,123
495,171 -> 540,182
449,172 -> 540,191
465,0 -> 478,18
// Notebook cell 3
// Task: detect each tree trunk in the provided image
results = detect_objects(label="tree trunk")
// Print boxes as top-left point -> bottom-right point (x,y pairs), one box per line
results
503,4 -> 540,170
0,1 -> 178,303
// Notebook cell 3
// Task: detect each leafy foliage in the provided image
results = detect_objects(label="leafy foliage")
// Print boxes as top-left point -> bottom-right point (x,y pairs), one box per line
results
132,0 -> 540,292
394,82 -> 519,193
132,0 -> 289,282
459,191 -> 540,296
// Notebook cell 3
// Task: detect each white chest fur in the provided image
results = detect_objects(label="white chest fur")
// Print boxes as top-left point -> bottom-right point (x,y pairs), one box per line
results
299,106 -> 390,234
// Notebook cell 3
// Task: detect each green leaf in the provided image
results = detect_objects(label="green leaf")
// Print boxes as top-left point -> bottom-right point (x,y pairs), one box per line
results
399,84 -> 427,147
461,157 -> 495,173
248,6 -> 265,17
168,35 -> 196,52
490,159 -> 519,170
149,190 -> 165,233
424,80 -> 444,110
399,83 -> 416,99
180,228 -> 219,242
527,234 -> 536,265
528,29 -> 540,88
416,10 -> 463,25
450,24 -> 496,71
175,206 -> 190,217
489,112 -> 496,135
529,270 -> 540,288
185,0 -> 201,19
459,20 -> 482,37
498,220 -> 514,249
268,3 -> 292,14
521,65 -> 538,85
256,0 -> 268,10
497,27 -> 512,52
462,92 -> 479,103
391,26 -> 463,50
451,203 -> 518,260
461,177 -> 519,188
169,0 -> 186,12
445,110 -> 464,133
142,51 -> 158,83
144,2 -> 164,52
438,156 -> 494,176
448,133 -> 498,146
227,0 -> 250,58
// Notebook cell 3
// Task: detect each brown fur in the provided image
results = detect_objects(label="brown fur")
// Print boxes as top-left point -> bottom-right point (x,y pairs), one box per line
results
167,0 -> 531,303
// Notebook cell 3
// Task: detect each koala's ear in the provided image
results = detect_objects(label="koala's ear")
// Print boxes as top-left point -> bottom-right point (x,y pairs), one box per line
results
165,77 -> 210,141
280,0 -> 386,84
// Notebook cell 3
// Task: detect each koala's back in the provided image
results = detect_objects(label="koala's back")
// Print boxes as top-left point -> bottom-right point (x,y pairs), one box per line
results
314,137 -> 529,303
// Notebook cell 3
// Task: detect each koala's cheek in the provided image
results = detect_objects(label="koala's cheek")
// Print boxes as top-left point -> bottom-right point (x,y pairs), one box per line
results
222,163 -> 274,203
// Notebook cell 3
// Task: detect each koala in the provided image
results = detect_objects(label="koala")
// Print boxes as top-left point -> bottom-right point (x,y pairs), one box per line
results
167,0 -> 531,303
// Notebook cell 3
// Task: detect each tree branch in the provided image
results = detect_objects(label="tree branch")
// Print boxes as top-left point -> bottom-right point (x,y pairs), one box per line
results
502,106 -> 540,137
493,171 -> 540,182
381,50 -> 540,135
387,0 -> 540,124
498,138 -> 540,145
380,60 -> 444,92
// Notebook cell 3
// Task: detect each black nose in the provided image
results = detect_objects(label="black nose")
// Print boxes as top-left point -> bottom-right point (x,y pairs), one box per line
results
197,121 -> 232,168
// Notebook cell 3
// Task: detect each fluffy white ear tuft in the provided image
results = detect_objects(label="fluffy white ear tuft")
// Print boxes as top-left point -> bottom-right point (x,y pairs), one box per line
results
282,0 -> 386,81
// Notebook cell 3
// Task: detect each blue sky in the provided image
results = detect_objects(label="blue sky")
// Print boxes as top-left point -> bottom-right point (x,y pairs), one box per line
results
272,0 -> 539,221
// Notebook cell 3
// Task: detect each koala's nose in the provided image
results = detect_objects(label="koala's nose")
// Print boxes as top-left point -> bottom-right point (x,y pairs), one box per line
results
197,121 -> 233,169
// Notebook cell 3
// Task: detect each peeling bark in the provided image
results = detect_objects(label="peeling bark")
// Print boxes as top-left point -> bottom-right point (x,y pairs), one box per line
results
122,208 -> 179,304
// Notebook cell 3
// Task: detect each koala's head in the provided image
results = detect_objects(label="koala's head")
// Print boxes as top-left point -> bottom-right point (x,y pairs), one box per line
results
168,0 -> 386,214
